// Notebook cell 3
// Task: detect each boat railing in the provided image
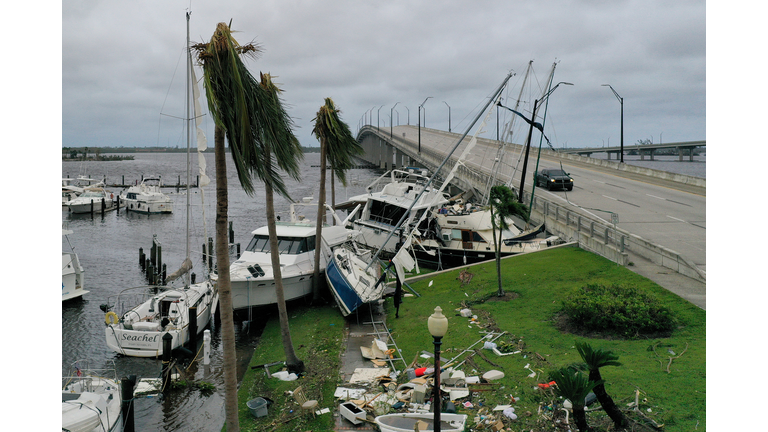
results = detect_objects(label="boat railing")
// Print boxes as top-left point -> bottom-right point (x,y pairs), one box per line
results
63,359 -> 119,389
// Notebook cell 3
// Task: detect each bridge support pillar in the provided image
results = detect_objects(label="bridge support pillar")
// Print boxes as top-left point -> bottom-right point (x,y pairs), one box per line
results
386,143 -> 393,170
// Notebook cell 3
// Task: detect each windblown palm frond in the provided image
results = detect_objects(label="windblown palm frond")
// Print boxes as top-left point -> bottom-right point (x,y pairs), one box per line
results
193,23 -> 301,198
313,98 -> 363,186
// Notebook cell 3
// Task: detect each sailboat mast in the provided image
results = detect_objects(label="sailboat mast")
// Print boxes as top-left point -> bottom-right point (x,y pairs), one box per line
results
184,11 -> 192,282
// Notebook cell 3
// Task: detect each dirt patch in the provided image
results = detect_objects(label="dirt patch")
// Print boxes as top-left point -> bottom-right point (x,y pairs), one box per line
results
551,311 -> 673,340
485,291 -> 520,302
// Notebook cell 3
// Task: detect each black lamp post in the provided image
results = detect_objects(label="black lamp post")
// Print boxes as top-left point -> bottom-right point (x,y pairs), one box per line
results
428,306 -> 448,432
390,102 -> 400,139
418,96 -> 432,153
443,101 -> 451,133
602,84 -> 624,163
497,82 -> 572,203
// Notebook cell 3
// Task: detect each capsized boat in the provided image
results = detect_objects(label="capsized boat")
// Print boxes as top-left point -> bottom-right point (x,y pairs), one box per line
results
224,200 -> 356,311
67,187 -> 117,214
62,227 -> 88,301
375,413 -> 467,432
62,360 -> 122,432
324,232 -> 384,316
121,176 -> 173,214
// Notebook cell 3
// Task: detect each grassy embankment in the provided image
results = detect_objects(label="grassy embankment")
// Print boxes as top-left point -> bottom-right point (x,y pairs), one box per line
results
234,246 -> 705,431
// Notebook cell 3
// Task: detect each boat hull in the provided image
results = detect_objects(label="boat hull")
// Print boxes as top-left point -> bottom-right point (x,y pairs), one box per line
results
325,257 -> 363,316
62,252 -> 88,301
123,197 -> 173,214
62,376 -> 122,432
105,282 -> 218,357
230,271 -> 315,310
375,413 -> 467,432
68,199 -> 116,214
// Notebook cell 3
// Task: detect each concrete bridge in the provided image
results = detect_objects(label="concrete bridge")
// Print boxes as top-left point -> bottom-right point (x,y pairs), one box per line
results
355,124 -> 706,309
559,140 -> 706,161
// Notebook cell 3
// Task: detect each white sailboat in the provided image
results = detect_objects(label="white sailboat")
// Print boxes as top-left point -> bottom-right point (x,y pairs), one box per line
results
104,12 -> 218,358
62,360 -> 122,432
62,226 -> 88,301
325,73 -> 515,316
121,175 -> 173,214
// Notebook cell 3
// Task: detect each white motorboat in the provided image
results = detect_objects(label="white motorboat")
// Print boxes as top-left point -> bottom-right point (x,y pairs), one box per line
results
62,227 -> 88,301
104,281 -> 218,357
62,178 -> 82,205
338,169 -> 449,257
62,360 -> 122,432
121,176 -> 173,214
224,201 -> 355,311
67,187 -> 117,214
104,15 -> 218,358
375,413 -> 467,432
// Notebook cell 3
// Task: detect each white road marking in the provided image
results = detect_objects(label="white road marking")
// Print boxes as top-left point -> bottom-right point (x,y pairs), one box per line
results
602,195 -> 617,201
666,215 -> 686,222
646,194 -> 665,200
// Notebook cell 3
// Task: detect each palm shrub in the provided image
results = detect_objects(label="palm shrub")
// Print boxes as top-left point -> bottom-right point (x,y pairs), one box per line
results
561,283 -> 676,337
576,341 -> 628,429
550,367 -> 602,432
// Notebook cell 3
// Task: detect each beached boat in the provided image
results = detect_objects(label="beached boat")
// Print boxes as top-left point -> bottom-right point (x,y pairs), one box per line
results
67,187 -> 117,214
337,169 -> 449,257
325,73 -> 516,316
62,227 -> 88,301
121,176 -> 173,214
62,360 -> 122,432
375,413 -> 467,432
411,202 -> 559,268
225,201 -> 355,311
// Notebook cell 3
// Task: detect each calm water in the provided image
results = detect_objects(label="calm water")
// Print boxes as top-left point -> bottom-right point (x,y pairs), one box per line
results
61,152 -> 380,431
61,151 -> 702,430
581,153 -> 706,178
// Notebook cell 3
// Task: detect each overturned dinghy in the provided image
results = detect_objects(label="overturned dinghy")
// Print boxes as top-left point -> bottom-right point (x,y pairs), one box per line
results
375,413 -> 468,432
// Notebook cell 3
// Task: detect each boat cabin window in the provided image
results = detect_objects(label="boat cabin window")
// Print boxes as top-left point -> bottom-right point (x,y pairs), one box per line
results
368,201 -> 407,226
245,234 -> 314,255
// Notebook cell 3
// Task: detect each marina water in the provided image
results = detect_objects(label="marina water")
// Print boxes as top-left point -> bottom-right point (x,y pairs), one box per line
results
62,151 -> 703,430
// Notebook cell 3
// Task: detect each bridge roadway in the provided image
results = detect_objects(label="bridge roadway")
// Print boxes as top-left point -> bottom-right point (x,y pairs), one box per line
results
356,125 -> 706,309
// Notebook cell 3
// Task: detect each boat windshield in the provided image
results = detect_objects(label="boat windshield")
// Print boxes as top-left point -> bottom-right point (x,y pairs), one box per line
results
81,191 -> 104,198
245,234 -> 315,255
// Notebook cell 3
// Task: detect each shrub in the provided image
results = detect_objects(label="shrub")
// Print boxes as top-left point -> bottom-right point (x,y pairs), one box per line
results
560,283 -> 676,337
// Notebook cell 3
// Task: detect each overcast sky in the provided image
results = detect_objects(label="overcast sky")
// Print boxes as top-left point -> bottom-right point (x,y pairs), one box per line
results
60,0 -> 707,151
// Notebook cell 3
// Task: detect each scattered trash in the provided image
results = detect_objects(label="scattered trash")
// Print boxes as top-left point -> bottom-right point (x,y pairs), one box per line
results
246,397 -> 269,418
460,308 -> 473,317
483,341 -> 498,350
340,401 -> 366,424
482,370 -> 505,381
502,407 -> 518,420
271,371 -> 298,381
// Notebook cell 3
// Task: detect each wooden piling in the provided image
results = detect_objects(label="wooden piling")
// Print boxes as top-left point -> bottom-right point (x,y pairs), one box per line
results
161,333 -> 173,393
120,375 -> 136,432
188,307 -> 197,354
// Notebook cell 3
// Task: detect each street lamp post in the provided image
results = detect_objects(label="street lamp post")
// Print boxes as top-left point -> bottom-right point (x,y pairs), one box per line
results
418,97 -> 432,153
602,84 -> 624,163
377,104 -> 385,130
391,102 -> 400,139
443,101 -> 451,133
405,106 -> 410,125
497,82 -> 572,203
428,306 -> 448,432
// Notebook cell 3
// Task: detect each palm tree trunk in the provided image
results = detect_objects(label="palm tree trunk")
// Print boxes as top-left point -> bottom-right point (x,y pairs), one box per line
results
312,138 -> 327,300
572,404 -> 590,432
265,146 -> 304,373
589,370 -> 627,429
214,126 -> 240,432
330,167 -> 336,225
491,205 -> 504,296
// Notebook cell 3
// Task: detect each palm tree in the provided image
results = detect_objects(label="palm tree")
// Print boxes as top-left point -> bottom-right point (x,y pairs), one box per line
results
193,23 -> 303,432
550,367 -> 602,432
488,185 -> 528,296
311,98 -> 363,299
576,341 -> 628,429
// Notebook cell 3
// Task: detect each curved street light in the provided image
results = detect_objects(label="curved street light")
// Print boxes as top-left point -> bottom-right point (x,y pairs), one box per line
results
390,102 -> 400,138
443,101 -> 451,133
418,96 -> 432,153
602,84 -> 624,163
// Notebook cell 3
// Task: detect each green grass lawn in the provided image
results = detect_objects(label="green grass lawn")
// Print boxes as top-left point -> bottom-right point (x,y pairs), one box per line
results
235,246 -> 705,431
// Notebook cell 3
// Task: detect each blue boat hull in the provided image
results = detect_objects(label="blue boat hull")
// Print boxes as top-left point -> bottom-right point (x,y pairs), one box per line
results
325,257 -> 363,317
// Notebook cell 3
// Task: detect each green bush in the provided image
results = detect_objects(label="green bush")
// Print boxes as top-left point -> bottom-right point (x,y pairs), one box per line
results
560,283 -> 676,337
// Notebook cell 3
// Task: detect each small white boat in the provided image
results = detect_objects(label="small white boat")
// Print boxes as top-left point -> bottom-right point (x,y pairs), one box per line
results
224,201 -> 355,311
104,280 -> 218,357
121,176 -> 173,214
62,360 -> 122,432
375,413 -> 467,432
67,187 -> 117,214
62,228 -> 88,301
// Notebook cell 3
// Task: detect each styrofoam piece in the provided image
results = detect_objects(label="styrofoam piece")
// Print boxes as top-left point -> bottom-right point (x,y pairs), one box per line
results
482,370 -> 505,381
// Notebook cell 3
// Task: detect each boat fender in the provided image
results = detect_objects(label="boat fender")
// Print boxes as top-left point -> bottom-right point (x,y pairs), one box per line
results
110,193 -> 114,199
105,311 -> 119,325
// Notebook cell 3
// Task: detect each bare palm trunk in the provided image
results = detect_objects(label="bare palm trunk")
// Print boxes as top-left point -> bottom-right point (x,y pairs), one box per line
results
330,167 -> 336,225
265,147 -> 304,372
312,138 -> 327,300
214,126 -> 239,432
491,206 -> 504,296
589,370 -> 627,429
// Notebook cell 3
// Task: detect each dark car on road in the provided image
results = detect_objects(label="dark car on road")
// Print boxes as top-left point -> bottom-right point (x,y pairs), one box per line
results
536,168 -> 573,191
